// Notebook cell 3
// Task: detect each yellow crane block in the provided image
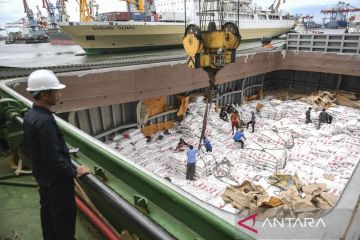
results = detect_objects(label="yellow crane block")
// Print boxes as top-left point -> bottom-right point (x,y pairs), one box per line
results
183,22 -> 241,69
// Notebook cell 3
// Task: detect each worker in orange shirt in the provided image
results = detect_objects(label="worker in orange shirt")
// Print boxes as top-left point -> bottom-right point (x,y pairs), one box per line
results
256,102 -> 263,114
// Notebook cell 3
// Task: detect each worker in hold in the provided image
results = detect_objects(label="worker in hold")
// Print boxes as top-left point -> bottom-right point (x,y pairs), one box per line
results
233,129 -> 247,148
175,137 -> 188,152
186,145 -> 198,180
318,109 -> 329,129
256,102 -> 263,114
219,106 -> 228,121
305,107 -> 312,124
246,111 -> 256,133
327,114 -> 332,124
202,136 -> 212,152
227,104 -> 236,114
231,110 -> 241,135
176,95 -> 190,122
22,69 -> 90,240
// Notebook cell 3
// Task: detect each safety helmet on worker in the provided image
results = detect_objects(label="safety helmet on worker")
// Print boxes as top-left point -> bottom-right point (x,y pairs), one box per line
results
26,69 -> 65,95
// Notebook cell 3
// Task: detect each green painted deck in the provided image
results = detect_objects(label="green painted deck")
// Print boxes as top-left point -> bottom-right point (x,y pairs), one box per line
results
0,153 -> 102,240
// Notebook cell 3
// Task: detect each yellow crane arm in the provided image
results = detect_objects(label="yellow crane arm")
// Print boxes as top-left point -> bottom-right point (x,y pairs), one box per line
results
76,0 -> 91,22
118,0 -> 144,12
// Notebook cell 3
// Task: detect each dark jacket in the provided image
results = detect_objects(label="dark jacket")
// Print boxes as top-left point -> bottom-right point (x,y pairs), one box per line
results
306,110 -> 311,119
23,105 -> 76,187
251,112 -> 256,121
203,137 -> 212,152
319,111 -> 328,122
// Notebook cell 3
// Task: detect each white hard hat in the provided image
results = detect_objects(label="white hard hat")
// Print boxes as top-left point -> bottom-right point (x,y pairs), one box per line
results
26,69 -> 66,92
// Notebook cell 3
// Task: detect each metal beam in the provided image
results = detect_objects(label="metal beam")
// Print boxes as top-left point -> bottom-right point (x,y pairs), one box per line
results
94,122 -> 138,139
11,50 -> 360,113
336,74 -> 343,90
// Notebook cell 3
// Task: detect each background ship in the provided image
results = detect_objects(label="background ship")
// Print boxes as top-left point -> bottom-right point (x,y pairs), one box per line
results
5,31 -> 48,44
47,27 -> 74,45
59,0 -> 296,54
5,0 -> 48,44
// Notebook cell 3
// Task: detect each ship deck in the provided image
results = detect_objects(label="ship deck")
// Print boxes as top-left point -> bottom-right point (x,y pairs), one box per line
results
0,154 -> 102,240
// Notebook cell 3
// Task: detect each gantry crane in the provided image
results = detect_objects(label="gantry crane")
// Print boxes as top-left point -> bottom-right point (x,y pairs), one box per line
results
55,0 -> 69,22
23,0 -> 37,30
42,0 -> 56,27
89,0 -> 99,20
5,18 -> 27,33
36,5 -> 48,28
183,0 -> 241,148
321,1 -> 360,28
269,0 -> 285,13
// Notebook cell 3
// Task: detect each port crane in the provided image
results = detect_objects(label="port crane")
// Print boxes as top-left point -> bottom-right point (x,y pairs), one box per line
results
77,0 -> 98,22
5,18 -> 27,38
42,0 -> 56,28
269,0 -> 285,13
183,0 -> 241,148
55,0 -> 70,22
35,5 -> 48,28
321,1 -> 360,28
89,0 -> 99,20
77,0 -> 90,22
119,0 -> 145,12
23,0 -> 38,30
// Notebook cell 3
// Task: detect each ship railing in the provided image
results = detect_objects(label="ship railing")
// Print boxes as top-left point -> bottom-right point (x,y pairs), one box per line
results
286,33 -> 360,54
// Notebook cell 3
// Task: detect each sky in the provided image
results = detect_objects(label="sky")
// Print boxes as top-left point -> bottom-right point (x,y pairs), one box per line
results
254,0 -> 360,21
0,0 -> 359,28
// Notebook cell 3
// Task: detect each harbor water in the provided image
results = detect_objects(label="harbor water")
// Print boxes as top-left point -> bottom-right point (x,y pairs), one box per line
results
0,39 -> 284,68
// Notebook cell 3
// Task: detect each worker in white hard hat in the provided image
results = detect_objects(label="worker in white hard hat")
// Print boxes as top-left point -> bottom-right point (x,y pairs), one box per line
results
22,69 -> 90,240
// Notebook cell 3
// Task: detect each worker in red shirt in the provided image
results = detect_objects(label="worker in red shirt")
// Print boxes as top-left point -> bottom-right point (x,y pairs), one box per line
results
231,110 -> 241,135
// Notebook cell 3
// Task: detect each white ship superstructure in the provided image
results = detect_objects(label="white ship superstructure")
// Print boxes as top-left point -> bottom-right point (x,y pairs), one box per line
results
59,0 -> 295,54
156,0 -> 294,31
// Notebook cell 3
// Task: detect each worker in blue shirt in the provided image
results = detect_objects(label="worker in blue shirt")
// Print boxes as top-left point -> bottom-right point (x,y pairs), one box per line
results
233,129 -> 246,148
186,145 -> 198,180
202,136 -> 212,152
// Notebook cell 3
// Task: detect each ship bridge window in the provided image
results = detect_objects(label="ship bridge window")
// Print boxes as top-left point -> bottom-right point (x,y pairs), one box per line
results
269,15 -> 280,20
283,15 -> 293,20
259,15 -> 267,20
86,35 -> 95,41
239,14 -> 254,19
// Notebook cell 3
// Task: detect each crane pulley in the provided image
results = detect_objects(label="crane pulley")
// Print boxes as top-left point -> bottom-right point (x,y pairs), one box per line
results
183,22 -> 240,70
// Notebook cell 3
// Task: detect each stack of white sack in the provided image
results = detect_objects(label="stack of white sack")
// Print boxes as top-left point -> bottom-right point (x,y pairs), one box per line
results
104,97 -> 360,215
